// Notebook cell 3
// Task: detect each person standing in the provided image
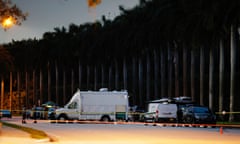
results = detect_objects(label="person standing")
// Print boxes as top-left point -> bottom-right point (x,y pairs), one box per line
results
33,105 -> 37,123
22,106 -> 27,124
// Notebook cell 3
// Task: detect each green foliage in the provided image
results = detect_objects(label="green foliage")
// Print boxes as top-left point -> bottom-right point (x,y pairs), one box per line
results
0,45 -> 13,75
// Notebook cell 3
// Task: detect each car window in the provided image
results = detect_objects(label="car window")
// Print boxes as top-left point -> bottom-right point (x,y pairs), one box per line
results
193,107 -> 209,113
188,108 -> 193,113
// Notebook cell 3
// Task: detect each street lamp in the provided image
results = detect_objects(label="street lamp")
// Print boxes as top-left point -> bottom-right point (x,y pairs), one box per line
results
1,16 -> 15,30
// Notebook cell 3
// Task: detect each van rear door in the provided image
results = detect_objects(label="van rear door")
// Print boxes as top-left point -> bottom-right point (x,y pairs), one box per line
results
157,103 -> 177,122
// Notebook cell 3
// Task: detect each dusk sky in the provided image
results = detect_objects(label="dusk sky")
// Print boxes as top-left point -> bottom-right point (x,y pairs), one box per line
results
0,0 -> 139,44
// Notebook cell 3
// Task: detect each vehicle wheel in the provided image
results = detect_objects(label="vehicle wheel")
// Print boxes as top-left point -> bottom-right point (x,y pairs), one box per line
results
101,116 -> 110,122
58,115 -> 67,123
140,115 -> 145,122
185,116 -> 195,124
153,117 -> 158,123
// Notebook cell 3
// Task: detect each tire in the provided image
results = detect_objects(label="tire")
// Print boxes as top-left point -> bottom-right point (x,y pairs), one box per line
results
101,115 -> 110,122
184,116 -> 195,124
153,117 -> 158,123
58,114 -> 67,123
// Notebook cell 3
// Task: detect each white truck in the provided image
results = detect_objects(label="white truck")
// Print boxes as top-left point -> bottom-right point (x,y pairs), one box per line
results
53,88 -> 129,122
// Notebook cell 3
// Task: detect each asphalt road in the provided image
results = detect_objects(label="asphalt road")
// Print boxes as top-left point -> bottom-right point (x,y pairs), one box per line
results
2,117 -> 240,144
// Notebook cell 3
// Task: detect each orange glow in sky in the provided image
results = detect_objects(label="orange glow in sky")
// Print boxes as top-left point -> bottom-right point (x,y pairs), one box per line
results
1,16 -> 15,29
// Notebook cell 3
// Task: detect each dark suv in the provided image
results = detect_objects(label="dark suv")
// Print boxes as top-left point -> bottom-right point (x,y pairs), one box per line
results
182,106 -> 216,125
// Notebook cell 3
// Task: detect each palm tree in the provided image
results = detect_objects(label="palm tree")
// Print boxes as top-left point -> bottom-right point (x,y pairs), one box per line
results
55,60 -> 59,105
229,25 -> 237,122
0,45 -> 13,109
200,46 -> 205,105
153,49 -> 160,99
174,46 -> 179,97
0,45 -> 13,74
182,45 -> 188,96
47,61 -> 51,101
161,48 -> 166,97
138,57 -> 143,106
219,39 -> 224,113
146,52 -> 151,101
168,44 -> 173,97
208,47 -> 214,111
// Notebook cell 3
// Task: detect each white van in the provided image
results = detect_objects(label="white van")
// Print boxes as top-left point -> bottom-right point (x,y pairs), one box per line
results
144,99 -> 178,122
143,97 -> 193,123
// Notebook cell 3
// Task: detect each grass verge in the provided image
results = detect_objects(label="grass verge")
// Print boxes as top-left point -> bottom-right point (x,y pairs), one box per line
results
217,121 -> 240,125
1,121 -> 48,139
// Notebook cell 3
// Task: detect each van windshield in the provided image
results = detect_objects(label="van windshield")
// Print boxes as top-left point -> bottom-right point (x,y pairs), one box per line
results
68,102 -> 77,109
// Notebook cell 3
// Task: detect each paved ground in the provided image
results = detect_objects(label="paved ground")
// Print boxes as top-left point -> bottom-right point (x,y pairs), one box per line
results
0,123 -> 39,144
1,117 -> 240,144
0,118 -> 53,144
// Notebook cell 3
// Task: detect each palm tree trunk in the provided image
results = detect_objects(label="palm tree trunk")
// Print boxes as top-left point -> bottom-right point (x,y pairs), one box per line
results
101,64 -> 105,88
191,49 -> 195,101
174,48 -> 179,97
200,46 -> 205,105
168,46 -> 172,97
132,57 -> 137,105
48,62 -> 51,101
209,48 -> 214,111
1,76 -> 4,109
33,70 -> 36,105
123,57 -> 127,90
183,45 -> 188,96
25,71 -> 28,107
229,25 -> 237,122
108,65 -> 112,90
154,50 -> 159,99
17,71 -> 21,113
161,48 -> 166,97
87,65 -> 90,89
138,57 -> 143,106
219,39 -> 224,113
94,66 -> 97,90
115,60 -> 119,90
9,71 -> 12,111
63,70 -> 66,104
146,53 -> 151,101
55,61 -> 59,105
40,69 -> 43,106
71,69 -> 75,93
78,60 -> 82,89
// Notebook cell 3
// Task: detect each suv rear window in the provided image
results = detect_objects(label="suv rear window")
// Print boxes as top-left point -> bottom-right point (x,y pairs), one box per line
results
193,107 -> 210,113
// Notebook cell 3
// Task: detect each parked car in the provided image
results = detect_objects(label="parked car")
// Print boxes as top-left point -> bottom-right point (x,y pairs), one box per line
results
182,105 -> 216,124
30,106 -> 44,119
128,105 -> 145,122
0,109 -> 12,118
48,107 -> 56,120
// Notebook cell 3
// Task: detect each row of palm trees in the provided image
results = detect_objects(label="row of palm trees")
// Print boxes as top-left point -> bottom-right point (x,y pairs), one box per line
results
1,0 -> 240,121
